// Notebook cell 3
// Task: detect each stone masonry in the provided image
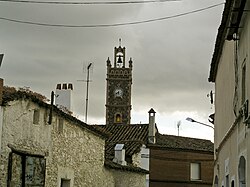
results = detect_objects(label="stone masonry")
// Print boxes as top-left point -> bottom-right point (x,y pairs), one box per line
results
0,93 -> 147,187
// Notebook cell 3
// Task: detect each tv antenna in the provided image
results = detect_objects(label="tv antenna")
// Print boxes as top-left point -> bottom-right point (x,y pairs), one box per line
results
77,62 -> 93,123
177,120 -> 181,136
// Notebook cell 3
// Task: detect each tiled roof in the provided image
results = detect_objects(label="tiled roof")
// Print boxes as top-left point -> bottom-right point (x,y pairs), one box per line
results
93,124 -> 150,174
104,160 -> 149,174
2,86 -> 108,139
94,124 -> 149,160
150,133 -> 214,153
95,124 -> 213,173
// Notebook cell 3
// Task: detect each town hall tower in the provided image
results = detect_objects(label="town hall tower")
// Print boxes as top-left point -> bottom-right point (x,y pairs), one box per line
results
105,41 -> 132,125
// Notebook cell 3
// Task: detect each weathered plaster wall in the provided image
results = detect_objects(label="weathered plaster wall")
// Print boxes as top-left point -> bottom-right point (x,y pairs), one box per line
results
215,40 -> 235,147
0,99 -> 52,186
213,5 -> 250,186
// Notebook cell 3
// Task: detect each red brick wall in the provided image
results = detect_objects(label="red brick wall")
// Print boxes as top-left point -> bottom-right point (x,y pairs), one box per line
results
149,148 -> 214,187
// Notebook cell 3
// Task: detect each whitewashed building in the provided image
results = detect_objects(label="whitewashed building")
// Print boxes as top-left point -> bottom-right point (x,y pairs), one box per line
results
209,0 -> 250,186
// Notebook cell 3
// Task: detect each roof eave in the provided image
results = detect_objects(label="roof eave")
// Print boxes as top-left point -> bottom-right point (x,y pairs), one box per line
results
209,0 -> 246,82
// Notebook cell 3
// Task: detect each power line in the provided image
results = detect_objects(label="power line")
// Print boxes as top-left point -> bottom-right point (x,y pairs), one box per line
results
0,0 -> 180,5
0,2 -> 225,28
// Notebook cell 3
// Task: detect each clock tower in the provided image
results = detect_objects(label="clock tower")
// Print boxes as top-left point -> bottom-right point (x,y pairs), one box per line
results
105,41 -> 133,125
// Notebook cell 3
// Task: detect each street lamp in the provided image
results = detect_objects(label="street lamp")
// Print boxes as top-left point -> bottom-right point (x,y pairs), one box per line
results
186,117 -> 214,129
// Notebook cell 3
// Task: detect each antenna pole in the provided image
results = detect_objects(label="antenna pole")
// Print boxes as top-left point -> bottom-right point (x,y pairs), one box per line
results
177,121 -> 181,136
85,63 -> 92,123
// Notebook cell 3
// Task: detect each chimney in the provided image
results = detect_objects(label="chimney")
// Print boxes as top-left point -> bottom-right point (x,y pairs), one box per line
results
148,108 -> 156,144
0,78 -> 3,105
113,144 -> 127,166
55,83 -> 73,111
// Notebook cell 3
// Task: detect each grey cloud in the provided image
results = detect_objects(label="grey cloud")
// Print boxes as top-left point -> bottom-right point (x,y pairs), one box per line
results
0,0 -> 222,123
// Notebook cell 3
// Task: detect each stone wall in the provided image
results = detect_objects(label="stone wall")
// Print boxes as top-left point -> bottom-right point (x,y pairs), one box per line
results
47,113 -> 114,187
112,169 -> 146,187
0,99 -> 146,187
0,99 -> 52,186
0,99 -> 114,187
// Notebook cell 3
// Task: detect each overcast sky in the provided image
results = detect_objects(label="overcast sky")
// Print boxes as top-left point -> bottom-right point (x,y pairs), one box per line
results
0,0 -> 224,141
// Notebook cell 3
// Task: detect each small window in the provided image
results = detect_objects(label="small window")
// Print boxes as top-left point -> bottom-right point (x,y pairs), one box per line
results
33,109 -> 40,125
231,180 -> 234,187
214,175 -> 218,187
58,118 -> 64,133
225,175 -> 229,187
141,154 -> 149,158
190,163 -> 201,181
61,179 -> 70,187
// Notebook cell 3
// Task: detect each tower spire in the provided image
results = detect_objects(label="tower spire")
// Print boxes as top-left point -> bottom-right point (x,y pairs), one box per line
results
119,38 -> 122,47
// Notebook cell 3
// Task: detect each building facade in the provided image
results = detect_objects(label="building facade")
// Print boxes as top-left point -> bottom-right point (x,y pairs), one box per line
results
209,0 -> 250,186
105,42 -> 133,125
149,134 -> 214,187
0,85 -> 147,187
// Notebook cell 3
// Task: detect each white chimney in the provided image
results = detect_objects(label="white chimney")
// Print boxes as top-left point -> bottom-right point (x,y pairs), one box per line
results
113,144 -> 127,166
55,83 -> 73,111
148,108 -> 156,144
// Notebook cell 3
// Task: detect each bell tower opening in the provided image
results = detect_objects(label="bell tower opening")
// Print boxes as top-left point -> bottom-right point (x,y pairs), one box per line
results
115,113 -> 122,123
114,39 -> 126,68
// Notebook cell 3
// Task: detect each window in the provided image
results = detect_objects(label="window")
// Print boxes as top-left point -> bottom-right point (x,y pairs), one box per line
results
190,163 -> 201,180
33,109 -> 40,125
58,118 -> 64,133
214,175 -> 218,187
8,152 -> 45,187
231,180 -> 235,187
239,156 -> 246,187
61,179 -> 70,187
226,175 -> 229,187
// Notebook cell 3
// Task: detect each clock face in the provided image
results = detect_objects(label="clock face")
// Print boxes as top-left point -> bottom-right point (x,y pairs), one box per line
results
114,88 -> 123,97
